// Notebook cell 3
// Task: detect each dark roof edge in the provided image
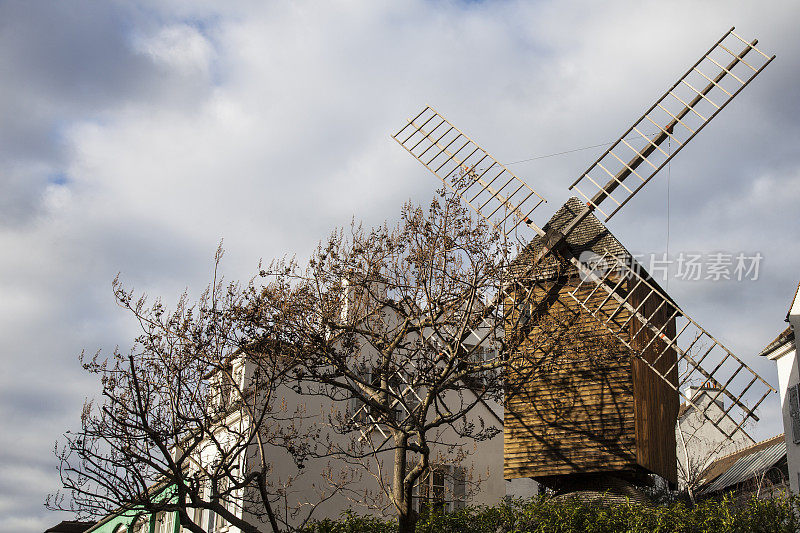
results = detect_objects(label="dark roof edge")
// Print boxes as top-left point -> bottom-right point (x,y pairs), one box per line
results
788,278 -> 800,321
758,326 -> 795,358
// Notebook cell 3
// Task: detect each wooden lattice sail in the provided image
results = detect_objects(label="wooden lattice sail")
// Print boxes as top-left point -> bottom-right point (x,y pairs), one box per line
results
569,28 -> 774,221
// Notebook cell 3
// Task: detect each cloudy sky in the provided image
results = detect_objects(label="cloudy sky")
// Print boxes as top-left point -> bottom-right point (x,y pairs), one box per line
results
2,1 -> 800,530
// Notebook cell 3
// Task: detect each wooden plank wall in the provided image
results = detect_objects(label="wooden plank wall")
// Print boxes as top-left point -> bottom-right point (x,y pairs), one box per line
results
504,274 -> 637,480
628,277 -> 679,485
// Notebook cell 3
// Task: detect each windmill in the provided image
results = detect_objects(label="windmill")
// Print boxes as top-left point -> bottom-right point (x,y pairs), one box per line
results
391,28 -> 777,491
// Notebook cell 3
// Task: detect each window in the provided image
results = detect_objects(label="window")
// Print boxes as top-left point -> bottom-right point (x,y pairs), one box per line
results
512,281 -> 540,327
411,465 -> 466,515
515,299 -> 532,326
199,471 -> 240,532
200,478 -> 220,533
430,468 -> 446,513
349,368 -> 376,423
209,373 -> 231,411
388,372 -> 419,423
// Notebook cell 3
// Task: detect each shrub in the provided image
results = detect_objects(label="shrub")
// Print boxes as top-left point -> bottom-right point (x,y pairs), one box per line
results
298,494 -> 800,533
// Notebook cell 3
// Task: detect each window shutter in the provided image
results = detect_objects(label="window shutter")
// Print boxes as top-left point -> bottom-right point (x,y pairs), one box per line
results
453,467 -> 466,510
206,508 -> 217,533
790,384 -> 800,444
192,506 -> 204,529
792,416 -> 800,445
432,468 -> 445,501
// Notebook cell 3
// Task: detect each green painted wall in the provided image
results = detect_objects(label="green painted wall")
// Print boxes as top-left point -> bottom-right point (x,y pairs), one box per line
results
84,484 -> 179,533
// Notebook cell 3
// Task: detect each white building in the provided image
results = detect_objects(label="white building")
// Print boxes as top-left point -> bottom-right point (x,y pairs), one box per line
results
192,368 -> 536,532
758,278 -> 800,494
675,386 -> 751,494
186,295 -> 538,532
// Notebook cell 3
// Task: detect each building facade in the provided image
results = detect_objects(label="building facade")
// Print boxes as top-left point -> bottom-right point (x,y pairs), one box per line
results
759,279 -> 800,494
760,326 -> 800,493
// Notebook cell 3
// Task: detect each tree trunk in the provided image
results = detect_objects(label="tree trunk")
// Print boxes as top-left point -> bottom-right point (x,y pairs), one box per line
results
393,434 -> 416,533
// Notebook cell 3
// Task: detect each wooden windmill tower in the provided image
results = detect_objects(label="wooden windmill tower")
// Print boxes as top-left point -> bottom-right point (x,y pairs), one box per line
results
391,28 -> 777,491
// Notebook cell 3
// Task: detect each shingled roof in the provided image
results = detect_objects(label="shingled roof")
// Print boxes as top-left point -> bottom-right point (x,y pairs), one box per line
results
511,197 -> 629,279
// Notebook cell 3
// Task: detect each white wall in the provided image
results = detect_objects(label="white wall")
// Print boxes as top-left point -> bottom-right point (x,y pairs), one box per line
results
771,340 -> 800,494
228,366 -> 534,529
768,286 -> 800,495
676,388 -> 751,490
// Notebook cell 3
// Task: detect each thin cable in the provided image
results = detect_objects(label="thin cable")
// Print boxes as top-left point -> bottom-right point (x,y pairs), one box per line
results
505,132 -> 657,165
505,142 -> 619,164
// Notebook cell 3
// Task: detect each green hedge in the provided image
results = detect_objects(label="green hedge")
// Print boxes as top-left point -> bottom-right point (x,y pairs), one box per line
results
300,495 -> 800,533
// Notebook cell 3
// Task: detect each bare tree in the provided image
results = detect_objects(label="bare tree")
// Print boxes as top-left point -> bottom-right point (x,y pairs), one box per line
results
249,191 -> 535,533
50,191 -> 551,533
48,248 -> 347,533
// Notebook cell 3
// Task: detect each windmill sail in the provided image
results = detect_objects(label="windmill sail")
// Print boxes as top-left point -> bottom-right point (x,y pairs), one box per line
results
569,27 -> 774,221
393,106 -> 547,236
567,250 -> 776,440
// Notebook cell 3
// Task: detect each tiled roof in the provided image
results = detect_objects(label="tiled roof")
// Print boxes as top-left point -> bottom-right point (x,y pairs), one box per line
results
510,197 -> 628,278
758,326 -> 794,358
697,434 -> 785,493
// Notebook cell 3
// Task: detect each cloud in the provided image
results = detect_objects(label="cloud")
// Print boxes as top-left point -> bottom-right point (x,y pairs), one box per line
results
133,23 -> 215,76
2,1 -> 800,530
